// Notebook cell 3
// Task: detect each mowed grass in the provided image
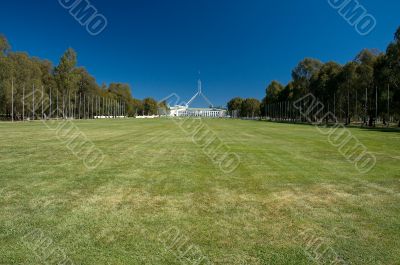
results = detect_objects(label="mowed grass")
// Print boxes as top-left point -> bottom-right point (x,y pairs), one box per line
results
0,119 -> 399,264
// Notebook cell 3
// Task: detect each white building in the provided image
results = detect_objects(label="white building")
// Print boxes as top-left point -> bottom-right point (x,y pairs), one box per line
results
167,80 -> 227,118
169,106 -> 226,118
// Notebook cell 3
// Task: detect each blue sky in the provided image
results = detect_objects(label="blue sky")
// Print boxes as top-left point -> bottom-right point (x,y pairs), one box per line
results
1,0 -> 399,106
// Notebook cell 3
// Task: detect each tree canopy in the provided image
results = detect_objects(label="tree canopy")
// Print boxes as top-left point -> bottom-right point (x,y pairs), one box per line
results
226,26 -> 400,126
258,26 -> 400,126
0,34 -> 158,119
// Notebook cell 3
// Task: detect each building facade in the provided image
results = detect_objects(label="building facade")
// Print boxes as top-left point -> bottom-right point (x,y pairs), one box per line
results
169,106 -> 227,118
166,79 -> 227,118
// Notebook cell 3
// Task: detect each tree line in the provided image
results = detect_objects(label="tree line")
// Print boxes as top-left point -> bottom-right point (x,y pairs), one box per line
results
228,26 -> 400,127
0,34 -> 160,120
227,97 -> 261,118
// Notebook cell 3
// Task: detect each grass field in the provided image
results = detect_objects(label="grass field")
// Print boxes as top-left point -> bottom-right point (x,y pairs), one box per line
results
0,119 -> 399,264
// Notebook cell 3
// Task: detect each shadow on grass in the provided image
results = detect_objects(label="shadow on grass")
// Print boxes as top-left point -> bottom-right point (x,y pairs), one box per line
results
358,127 -> 400,133
254,119 -> 400,133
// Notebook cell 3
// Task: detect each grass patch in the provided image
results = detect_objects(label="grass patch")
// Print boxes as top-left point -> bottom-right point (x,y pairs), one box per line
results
0,119 -> 399,264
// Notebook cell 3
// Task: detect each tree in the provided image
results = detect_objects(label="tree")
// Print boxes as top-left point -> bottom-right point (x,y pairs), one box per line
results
336,62 -> 355,124
373,54 -> 391,124
0,54 -> 13,117
310,61 -> 342,120
54,48 -> 78,95
227,97 -> 243,117
354,49 -> 379,126
8,52 -> 44,119
0,34 -> 10,56
292,58 -> 323,81
108,83 -> 132,100
384,27 -> 400,126
278,82 -> 295,102
35,58 -> 57,91
256,28 -> 400,126
292,58 -> 323,98
241,98 -> 260,118
260,97 -> 267,118
130,98 -> 143,117
142,97 -> 158,116
74,67 -> 99,95
0,34 -> 142,121
265,81 -> 284,103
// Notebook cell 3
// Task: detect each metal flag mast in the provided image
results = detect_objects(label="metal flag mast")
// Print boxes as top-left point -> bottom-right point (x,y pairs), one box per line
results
185,79 -> 214,108
166,74 -> 227,118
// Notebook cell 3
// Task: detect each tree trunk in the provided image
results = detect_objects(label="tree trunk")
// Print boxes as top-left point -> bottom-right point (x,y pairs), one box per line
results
368,116 -> 374,127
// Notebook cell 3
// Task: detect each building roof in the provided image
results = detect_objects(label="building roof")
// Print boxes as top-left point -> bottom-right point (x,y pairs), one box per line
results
186,108 -> 226,111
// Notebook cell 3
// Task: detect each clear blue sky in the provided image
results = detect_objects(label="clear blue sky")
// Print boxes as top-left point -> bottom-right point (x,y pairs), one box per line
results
1,0 -> 399,106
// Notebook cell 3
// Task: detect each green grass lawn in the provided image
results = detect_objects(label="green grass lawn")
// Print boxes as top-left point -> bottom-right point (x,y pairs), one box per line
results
0,119 -> 399,264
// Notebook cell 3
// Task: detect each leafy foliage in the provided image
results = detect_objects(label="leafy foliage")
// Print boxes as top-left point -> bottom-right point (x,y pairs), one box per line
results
258,27 -> 400,126
0,34 -> 159,119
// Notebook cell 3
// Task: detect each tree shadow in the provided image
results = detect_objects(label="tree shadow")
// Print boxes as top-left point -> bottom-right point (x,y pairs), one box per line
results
258,120 -> 400,133
358,127 -> 400,133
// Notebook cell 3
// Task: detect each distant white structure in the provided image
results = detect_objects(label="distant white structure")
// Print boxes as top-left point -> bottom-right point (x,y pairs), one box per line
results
168,80 -> 227,118
95,116 -> 126,119
136,115 -> 158,119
